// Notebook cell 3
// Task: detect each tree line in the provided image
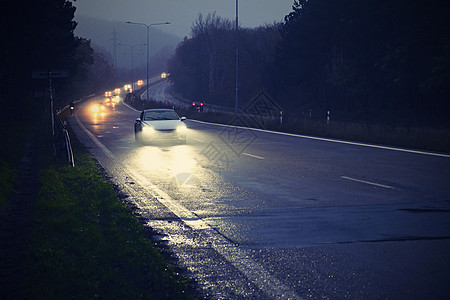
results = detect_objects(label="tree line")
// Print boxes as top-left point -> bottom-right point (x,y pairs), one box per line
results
0,0 -> 115,120
168,13 -> 280,111
169,0 -> 450,128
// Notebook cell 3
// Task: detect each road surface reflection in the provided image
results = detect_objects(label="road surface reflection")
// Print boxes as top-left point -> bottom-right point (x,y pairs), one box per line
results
136,144 -> 199,188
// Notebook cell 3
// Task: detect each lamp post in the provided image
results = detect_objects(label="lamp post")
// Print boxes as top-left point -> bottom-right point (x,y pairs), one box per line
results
126,21 -> 170,102
119,43 -> 146,92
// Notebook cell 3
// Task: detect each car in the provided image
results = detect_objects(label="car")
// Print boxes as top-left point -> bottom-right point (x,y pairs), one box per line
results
191,101 -> 204,112
134,109 -> 187,144
105,96 -> 117,105
91,102 -> 106,113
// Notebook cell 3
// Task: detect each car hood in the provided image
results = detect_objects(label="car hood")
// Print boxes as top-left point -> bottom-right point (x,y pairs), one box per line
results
143,120 -> 182,130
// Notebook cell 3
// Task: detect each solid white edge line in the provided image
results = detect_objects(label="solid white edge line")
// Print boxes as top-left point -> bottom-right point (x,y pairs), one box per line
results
75,113 -> 116,161
121,99 -> 140,112
341,176 -> 395,189
189,119 -> 450,158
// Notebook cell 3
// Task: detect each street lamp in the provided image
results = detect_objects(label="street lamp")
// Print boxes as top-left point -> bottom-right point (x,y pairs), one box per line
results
126,21 -> 170,102
119,43 -> 146,92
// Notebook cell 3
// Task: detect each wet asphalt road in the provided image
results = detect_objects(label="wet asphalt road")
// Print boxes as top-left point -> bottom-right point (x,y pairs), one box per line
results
69,88 -> 450,299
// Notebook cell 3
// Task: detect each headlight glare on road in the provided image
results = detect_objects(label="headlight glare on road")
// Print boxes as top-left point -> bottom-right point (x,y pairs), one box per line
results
176,125 -> 187,133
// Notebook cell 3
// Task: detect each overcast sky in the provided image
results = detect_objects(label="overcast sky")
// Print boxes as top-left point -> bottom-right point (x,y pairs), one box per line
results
74,0 -> 295,38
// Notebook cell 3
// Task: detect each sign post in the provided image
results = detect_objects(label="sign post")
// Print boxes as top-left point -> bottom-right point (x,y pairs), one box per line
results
32,69 -> 69,154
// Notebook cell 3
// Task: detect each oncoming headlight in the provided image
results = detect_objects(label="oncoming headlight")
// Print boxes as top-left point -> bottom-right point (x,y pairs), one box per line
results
176,125 -> 187,133
92,104 -> 100,112
142,126 -> 155,134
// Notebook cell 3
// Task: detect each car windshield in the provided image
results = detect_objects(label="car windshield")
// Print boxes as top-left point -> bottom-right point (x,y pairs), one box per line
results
144,110 -> 179,121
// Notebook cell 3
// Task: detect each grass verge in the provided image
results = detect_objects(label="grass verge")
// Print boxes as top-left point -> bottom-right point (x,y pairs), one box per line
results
25,124 -> 194,299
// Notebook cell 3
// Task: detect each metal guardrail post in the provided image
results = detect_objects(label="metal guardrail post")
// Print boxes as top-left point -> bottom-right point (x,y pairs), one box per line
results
63,127 -> 75,167
55,114 -> 75,167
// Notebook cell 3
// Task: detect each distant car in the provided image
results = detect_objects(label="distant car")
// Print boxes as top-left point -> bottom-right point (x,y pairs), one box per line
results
191,101 -> 204,112
91,102 -> 106,113
105,97 -> 117,105
134,109 -> 187,144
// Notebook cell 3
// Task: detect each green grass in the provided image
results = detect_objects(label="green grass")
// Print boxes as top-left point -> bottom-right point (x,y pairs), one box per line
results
25,124 -> 194,299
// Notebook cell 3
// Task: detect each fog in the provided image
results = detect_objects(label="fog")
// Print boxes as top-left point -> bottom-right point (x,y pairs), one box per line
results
74,0 -> 294,38
74,15 -> 180,69
74,0 -> 294,69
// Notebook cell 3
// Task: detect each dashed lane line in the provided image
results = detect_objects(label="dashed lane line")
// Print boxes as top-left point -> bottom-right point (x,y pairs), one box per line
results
341,176 -> 395,189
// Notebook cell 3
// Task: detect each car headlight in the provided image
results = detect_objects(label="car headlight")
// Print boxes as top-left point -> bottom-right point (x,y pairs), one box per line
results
142,126 -> 155,134
92,104 -> 100,112
176,125 -> 187,133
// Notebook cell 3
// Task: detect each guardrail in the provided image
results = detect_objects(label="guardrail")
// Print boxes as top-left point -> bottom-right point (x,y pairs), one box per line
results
53,94 -> 97,167
55,113 -> 74,167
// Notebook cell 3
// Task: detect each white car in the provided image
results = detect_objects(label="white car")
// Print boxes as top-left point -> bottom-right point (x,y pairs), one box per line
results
134,109 -> 187,144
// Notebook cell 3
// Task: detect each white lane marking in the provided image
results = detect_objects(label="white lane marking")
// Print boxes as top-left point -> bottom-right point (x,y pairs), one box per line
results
341,176 -> 395,189
193,138 -> 204,143
242,153 -> 265,160
73,115 -> 301,300
122,100 -> 140,112
75,114 -> 116,160
189,120 -> 450,158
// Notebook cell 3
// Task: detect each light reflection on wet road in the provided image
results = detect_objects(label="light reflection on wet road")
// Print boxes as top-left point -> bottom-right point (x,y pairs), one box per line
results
70,91 -> 450,299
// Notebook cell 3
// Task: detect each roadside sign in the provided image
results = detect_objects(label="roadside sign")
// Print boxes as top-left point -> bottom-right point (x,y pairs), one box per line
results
32,71 -> 49,79
49,70 -> 69,78
32,69 -> 69,79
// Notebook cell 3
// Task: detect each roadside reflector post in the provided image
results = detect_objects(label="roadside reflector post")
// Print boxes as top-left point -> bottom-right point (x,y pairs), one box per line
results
280,111 -> 283,125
